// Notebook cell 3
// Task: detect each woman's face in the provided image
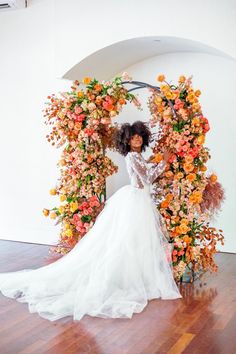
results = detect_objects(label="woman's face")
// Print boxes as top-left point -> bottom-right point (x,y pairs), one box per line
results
129,134 -> 143,151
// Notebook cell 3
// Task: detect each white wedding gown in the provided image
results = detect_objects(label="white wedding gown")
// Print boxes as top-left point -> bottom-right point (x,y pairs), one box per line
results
0,151 -> 182,321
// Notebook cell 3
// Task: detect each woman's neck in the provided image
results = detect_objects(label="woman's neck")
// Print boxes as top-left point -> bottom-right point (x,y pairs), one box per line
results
130,147 -> 141,153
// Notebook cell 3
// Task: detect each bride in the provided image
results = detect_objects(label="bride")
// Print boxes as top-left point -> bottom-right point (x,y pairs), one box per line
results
0,120 -> 182,321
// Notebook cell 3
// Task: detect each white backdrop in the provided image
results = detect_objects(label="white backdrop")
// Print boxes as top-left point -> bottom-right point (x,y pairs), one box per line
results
0,0 -> 235,252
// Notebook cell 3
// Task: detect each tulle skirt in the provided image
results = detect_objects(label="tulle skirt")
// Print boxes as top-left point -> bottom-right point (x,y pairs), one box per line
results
0,184 -> 182,321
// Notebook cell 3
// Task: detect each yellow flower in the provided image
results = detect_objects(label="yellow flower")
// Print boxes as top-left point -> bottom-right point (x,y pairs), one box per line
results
60,194 -> 67,202
195,89 -> 201,97
65,229 -> 73,237
50,212 -> 57,219
165,91 -> 174,100
83,77 -> 91,85
178,75 -> 186,83
64,222 -> 70,229
160,84 -> 169,92
157,74 -> 165,82
58,206 -> 65,214
154,96 -> 162,105
70,201 -> 78,213
49,188 -> 57,196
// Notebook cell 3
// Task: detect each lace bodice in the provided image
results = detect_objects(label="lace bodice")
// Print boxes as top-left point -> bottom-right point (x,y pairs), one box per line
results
125,151 -> 166,189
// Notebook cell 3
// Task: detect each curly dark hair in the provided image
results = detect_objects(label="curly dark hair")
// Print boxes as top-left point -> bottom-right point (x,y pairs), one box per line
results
114,120 -> 152,156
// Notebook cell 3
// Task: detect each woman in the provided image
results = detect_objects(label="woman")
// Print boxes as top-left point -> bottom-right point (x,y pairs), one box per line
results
0,121 -> 182,321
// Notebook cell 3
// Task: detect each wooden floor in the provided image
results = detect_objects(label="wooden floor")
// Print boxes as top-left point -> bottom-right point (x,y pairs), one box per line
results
0,240 -> 236,354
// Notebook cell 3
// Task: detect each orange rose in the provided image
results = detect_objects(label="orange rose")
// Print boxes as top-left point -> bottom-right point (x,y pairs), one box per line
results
165,170 -> 174,178
183,163 -> 194,173
94,84 -> 102,92
175,172 -> 184,180
189,190 -> 202,204
200,165 -> 207,172
180,218 -> 189,225
183,235 -> 192,243
187,173 -> 196,182
176,224 -> 190,235
185,155 -> 194,164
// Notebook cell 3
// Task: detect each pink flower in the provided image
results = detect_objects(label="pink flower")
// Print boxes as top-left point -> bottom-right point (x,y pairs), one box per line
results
74,105 -> 83,114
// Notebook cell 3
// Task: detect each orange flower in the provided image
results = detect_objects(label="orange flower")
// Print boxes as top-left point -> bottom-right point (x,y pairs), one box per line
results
186,173 -> 196,182
94,84 -> 102,92
152,152 -> 163,163
166,194 -> 174,202
157,74 -> 165,82
49,188 -> 57,195
180,218 -> 189,225
165,170 -> 174,178
183,163 -> 194,173
197,135 -> 205,145
154,96 -> 162,105
175,172 -> 184,180
77,91 -> 84,98
192,117 -> 200,126
185,155 -> 194,164
178,75 -> 186,83
189,190 -> 202,204
161,199 -> 169,208
118,98 -> 126,105
200,165 -> 207,172
42,208 -> 49,217
195,89 -> 201,97
83,77 -> 92,85
210,174 -> 217,183
176,224 -> 190,235
183,235 -> 192,244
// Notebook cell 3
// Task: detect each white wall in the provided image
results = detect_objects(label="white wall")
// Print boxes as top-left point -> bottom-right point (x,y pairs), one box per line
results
0,0 -> 67,245
55,0 -> 236,77
0,0 -> 235,251
106,52 -> 236,253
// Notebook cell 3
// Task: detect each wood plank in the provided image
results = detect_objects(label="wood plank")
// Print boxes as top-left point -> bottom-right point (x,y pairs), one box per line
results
0,240 -> 236,354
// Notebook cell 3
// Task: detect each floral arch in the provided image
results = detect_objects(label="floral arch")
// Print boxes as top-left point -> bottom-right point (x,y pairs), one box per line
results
43,72 -> 224,281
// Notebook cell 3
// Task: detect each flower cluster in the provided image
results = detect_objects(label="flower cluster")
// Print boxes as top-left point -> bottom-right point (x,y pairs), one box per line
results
43,74 -> 138,254
148,74 -> 224,280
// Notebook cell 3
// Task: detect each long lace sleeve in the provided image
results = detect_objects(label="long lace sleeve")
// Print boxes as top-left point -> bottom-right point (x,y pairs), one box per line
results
129,152 -> 166,186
